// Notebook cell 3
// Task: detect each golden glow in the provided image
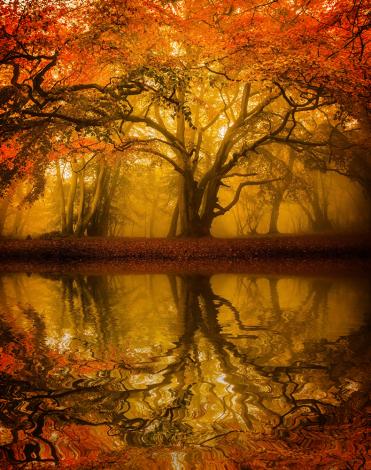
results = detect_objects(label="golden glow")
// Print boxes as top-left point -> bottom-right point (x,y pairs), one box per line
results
0,271 -> 369,466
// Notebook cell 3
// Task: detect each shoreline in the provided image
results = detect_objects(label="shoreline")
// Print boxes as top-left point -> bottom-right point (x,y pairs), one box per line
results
0,234 -> 370,276
0,258 -> 370,277
0,233 -> 370,259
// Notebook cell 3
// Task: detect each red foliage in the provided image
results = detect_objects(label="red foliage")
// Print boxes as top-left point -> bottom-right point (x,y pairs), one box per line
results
0,342 -> 25,375
0,0 -> 369,198
169,0 -> 370,104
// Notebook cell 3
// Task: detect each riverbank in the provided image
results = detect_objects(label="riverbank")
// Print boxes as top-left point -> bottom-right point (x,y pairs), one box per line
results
1,233 -> 370,260
0,234 -> 370,276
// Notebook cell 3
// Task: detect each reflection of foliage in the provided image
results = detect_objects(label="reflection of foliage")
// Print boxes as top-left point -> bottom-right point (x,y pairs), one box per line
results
0,274 -> 369,468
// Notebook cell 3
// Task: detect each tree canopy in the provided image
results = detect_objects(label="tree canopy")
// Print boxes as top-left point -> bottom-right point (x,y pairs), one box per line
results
0,0 -> 370,236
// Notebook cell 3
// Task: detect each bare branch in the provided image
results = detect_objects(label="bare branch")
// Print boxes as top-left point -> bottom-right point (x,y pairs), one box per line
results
214,176 -> 283,217
222,172 -> 258,179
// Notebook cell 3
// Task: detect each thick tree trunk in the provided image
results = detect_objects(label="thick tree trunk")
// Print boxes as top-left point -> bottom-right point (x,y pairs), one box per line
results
177,175 -> 211,237
199,172 -> 219,232
172,87 -> 212,237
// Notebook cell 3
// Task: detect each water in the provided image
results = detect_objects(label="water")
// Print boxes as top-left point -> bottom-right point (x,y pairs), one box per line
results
0,272 -> 370,469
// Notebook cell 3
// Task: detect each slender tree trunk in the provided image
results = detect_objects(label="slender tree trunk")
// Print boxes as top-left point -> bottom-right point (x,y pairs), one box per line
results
177,174 -> 188,235
55,161 -> 67,234
65,161 -> 78,235
149,192 -> 159,238
104,161 -> 121,235
74,169 -> 85,236
12,208 -> 23,237
0,198 -> 10,236
167,203 -> 179,238
269,278 -> 281,317
79,161 -> 106,235
311,193 -> 332,231
298,201 -> 315,230
88,161 -> 122,236
268,150 -> 295,234
268,193 -> 283,234
88,172 -> 109,236
309,172 -> 332,232
11,185 -> 24,237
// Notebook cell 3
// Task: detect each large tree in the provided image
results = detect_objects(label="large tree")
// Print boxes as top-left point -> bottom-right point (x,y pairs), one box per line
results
113,76 -> 339,236
0,0 -> 369,236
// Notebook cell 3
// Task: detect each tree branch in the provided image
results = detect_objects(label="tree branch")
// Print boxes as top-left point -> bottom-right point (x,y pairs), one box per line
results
214,177 -> 283,217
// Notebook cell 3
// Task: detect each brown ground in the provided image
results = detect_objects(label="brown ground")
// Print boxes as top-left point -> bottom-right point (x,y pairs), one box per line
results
0,233 -> 370,276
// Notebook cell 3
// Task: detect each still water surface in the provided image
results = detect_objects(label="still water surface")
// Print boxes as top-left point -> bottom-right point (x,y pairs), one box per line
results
0,272 -> 370,469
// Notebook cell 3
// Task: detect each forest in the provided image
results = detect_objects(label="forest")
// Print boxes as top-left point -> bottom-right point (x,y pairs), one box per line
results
0,0 -> 370,239
0,2 -> 371,469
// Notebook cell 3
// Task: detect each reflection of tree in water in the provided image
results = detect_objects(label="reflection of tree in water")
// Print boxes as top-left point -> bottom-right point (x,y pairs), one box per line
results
0,274 -> 369,467
229,276 -> 333,364
59,274 -> 121,354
